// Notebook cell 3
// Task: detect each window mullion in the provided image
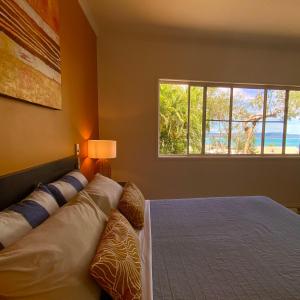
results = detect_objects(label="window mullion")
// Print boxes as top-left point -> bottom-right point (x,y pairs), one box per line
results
202,86 -> 207,155
228,87 -> 233,154
282,90 -> 289,155
187,85 -> 191,155
261,89 -> 268,154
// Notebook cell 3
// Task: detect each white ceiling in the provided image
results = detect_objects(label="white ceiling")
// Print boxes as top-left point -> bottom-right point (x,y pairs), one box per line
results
86,0 -> 300,43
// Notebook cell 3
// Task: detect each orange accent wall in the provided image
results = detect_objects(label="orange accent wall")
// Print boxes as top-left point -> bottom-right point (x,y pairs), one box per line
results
0,0 -> 98,180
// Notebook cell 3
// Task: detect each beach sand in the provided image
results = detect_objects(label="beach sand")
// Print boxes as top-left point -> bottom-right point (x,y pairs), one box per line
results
260,146 -> 299,155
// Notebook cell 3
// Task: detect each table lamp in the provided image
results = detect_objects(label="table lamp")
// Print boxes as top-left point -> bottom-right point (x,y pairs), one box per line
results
88,140 -> 116,178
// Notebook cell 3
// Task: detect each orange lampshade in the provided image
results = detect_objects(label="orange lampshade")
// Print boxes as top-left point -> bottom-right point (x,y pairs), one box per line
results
88,140 -> 117,159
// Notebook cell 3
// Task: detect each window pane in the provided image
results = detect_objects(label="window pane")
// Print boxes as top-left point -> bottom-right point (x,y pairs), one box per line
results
159,83 -> 188,155
189,86 -> 203,154
266,90 -> 285,121
231,121 -> 262,154
286,91 -> 300,155
206,87 -> 231,121
232,88 -> 264,121
264,90 -> 285,154
205,121 -> 229,154
264,122 -> 284,154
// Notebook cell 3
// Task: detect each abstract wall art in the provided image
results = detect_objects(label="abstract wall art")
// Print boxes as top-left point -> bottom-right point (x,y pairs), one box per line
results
0,0 -> 61,109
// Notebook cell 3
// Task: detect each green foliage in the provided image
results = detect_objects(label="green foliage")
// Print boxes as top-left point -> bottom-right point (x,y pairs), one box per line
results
206,87 -> 230,120
288,91 -> 300,119
189,87 -> 203,154
159,84 -> 188,154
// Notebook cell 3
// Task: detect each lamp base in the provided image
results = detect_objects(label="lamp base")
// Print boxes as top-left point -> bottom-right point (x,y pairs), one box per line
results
96,159 -> 111,178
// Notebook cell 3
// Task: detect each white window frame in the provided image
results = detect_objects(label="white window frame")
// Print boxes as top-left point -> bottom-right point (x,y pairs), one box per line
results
158,79 -> 300,158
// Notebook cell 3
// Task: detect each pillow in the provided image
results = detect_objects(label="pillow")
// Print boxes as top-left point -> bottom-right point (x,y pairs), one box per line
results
118,182 -> 145,230
47,169 -> 88,206
0,185 -> 59,250
84,173 -> 123,216
0,190 -> 107,300
90,209 -> 142,300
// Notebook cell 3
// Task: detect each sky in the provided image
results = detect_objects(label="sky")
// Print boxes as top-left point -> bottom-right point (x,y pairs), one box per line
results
287,120 -> 300,135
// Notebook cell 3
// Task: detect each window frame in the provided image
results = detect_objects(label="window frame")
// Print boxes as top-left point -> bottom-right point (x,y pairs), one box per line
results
158,79 -> 300,158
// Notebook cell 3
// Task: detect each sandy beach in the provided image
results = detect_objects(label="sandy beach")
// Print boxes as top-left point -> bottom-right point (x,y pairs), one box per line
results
260,146 -> 299,155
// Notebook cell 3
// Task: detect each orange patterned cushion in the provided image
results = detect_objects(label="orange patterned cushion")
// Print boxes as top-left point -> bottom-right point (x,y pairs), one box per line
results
89,210 -> 142,300
118,182 -> 145,230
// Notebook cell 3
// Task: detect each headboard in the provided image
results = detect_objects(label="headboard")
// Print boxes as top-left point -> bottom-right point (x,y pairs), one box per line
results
0,156 -> 78,211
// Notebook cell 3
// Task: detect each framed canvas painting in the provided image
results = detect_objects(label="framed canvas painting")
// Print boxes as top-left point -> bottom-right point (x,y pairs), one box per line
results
0,0 -> 62,109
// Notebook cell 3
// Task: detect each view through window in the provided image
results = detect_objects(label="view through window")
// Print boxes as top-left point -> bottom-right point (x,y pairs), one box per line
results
159,81 -> 300,156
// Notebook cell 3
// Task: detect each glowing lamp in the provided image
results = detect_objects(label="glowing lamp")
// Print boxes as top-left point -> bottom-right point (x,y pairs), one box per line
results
88,140 -> 117,177
88,140 -> 116,159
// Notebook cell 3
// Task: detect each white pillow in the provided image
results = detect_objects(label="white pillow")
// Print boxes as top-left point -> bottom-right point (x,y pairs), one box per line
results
84,173 -> 123,216
0,186 -> 59,250
0,191 -> 107,300
47,170 -> 88,206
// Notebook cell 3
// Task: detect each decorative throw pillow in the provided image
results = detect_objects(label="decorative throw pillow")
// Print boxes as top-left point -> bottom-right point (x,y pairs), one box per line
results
0,190 -> 107,300
47,169 -> 88,206
84,173 -> 123,216
0,185 -> 59,250
90,209 -> 142,300
118,182 -> 145,230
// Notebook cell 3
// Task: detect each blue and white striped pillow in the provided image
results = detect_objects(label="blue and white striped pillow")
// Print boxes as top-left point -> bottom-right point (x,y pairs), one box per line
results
47,170 -> 88,206
0,185 -> 59,250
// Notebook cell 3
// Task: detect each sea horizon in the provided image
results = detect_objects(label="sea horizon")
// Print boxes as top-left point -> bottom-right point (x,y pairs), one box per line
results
206,132 -> 300,148
255,133 -> 300,147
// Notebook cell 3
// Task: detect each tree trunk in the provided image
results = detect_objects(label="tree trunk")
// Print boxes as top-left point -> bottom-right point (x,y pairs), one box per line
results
243,124 -> 255,154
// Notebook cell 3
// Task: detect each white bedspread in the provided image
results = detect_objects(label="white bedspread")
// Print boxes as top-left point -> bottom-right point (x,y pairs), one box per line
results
137,200 -> 153,300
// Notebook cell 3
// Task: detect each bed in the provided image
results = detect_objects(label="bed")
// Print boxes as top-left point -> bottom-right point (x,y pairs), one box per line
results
148,197 -> 300,299
1,157 -> 300,300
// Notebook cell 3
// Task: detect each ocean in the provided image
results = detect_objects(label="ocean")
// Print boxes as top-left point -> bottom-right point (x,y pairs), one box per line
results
255,133 -> 300,147
206,133 -> 300,148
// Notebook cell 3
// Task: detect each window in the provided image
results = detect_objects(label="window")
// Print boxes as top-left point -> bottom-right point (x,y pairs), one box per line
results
159,81 -> 300,156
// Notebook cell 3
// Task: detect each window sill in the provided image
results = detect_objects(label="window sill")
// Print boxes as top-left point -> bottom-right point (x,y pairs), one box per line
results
158,154 -> 300,160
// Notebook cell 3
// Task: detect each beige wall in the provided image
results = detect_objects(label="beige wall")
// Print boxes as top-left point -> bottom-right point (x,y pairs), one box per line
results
0,0 -> 99,180
98,32 -> 300,206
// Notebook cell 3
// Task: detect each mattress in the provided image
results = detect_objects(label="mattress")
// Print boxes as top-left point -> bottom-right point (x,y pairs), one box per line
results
150,196 -> 300,300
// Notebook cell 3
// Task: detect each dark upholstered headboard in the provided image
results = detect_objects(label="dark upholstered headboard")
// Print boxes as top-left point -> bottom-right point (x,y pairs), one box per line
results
0,156 -> 77,211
